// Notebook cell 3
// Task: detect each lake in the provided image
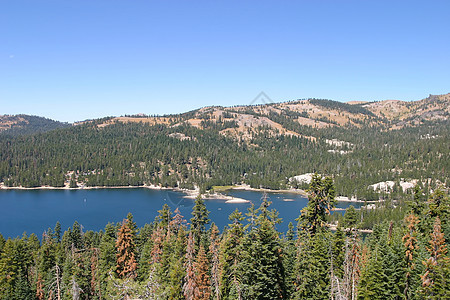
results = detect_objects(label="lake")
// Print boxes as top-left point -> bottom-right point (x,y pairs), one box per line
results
0,188 -> 362,238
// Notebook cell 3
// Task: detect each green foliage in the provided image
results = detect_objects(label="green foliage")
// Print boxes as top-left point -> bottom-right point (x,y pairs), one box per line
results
309,98 -> 376,117
219,209 -> 245,300
190,195 -> 210,248
332,227 -> 345,278
298,174 -> 335,235
0,184 -> 448,299
0,114 -> 70,137
1,115 -> 447,199
294,229 -> 331,300
343,205 -> 358,229
239,199 -> 286,299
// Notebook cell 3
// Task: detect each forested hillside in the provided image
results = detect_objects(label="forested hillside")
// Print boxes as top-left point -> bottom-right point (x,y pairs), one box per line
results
0,115 -> 70,136
0,94 -> 449,200
0,176 -> 448,299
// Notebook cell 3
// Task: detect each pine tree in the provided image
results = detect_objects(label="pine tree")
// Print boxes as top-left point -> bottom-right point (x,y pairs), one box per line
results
150,225 -> 164,265
383,227 -> 406,299
298,173 -> 335,236
62,221 -> 84,250
36,275 -> 45,300
420,216 -> 450,299
358,245 -> 386,300
116,217 -> 138,279
332,227 -> 345,279
344,205 -> 358,230
0,233 -> 5,253
165,226 -> 187,299
345,231 -> 361,300
219,209 -> 245,300
99,222 -> 117,296
403,213 -> 420,299
209,223 -> 221,300
408,185 -> 425,216
54,221 -> 62,242
294,229 -> 331,300
156,204 -> 172,229
194,244 -> 211,300
0,237 -> 33,300
240,198 -> 285,299
283,222 -> 297,298
190,195 -> 210,248
184,232 -> 198,300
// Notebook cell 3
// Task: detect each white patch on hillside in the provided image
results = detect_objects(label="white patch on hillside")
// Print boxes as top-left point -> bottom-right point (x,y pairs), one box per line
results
290,173 -> 314,184
168,132 -> 192,141
327,149 -> 352,154
369,179 -> 417,193
325,139 -> 353,147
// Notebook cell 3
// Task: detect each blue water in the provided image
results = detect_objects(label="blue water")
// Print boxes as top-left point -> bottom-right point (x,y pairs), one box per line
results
0,188 -> 362,238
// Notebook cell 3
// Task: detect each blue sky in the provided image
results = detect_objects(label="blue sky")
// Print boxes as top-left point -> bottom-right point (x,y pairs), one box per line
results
1,1 -> 449,122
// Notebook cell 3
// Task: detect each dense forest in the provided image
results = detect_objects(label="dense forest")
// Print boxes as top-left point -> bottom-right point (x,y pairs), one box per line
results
0,116 -> 448,200
0,175 -> 448,299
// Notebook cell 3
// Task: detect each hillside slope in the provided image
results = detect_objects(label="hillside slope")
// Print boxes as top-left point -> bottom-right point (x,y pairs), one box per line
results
0,115 -> 70,136
91,93 -> 450,140
0,93 -> 448,199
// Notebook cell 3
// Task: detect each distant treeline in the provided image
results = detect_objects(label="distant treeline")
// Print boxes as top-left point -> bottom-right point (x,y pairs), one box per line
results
309,98 -> 376,117
0,115 -> 448,200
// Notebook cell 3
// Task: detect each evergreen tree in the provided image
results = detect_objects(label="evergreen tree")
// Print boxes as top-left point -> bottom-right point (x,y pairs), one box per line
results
294,229 -> 331,300
190,195 -> 210,248
62,221 -> 84,250
420,216 -> 450,299
53,221 -> 62,242
0,233 -> 5,253
219,209 -> 245,300
155,204 -> 172,229
298,173 -> 335,236
0,239 -> 18,299
194,244 -> 211,300
283,222 -> 297,298
99,222 -> 117,296
403,213 -> 421,299
344,205 -> 358,230
332,227 -> 345,278
209,223 -> 221,300
165,224 -> 186,299
184,232 -> 197,300
358,245 -> 387,300
116,216 -> 138,279
239,198 -> 285,299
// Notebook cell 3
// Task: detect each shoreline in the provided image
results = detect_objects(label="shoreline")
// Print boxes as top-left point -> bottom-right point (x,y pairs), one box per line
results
0,183 -> 378,203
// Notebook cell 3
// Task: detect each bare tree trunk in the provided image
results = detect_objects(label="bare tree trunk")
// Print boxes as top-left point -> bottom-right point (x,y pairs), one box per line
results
72,277 -> 82,300
55,264 -> 61,300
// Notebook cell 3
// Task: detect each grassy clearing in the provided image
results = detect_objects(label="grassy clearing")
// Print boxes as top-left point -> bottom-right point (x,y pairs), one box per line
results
211,185 -> 235,192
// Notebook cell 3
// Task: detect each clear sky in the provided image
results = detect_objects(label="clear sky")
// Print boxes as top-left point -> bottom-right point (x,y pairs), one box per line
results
1,1 -> 449,122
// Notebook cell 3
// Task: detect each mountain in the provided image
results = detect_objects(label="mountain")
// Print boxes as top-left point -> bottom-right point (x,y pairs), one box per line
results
91,93 -> 450,139
361,93 -> 450,128
0,114 -> 70,136
0,93 -> 448,199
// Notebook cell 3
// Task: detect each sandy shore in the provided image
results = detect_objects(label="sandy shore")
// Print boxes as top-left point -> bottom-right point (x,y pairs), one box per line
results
0,182 -> 379,204
183,191 -> 250,203
0,183 -> 177,191
0,183 -> 250,203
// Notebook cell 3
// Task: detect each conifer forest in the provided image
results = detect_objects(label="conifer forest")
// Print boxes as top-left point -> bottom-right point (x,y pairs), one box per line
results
1,95 -> 449,299
3,0 -> 450,297
0,174 -> 449,299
